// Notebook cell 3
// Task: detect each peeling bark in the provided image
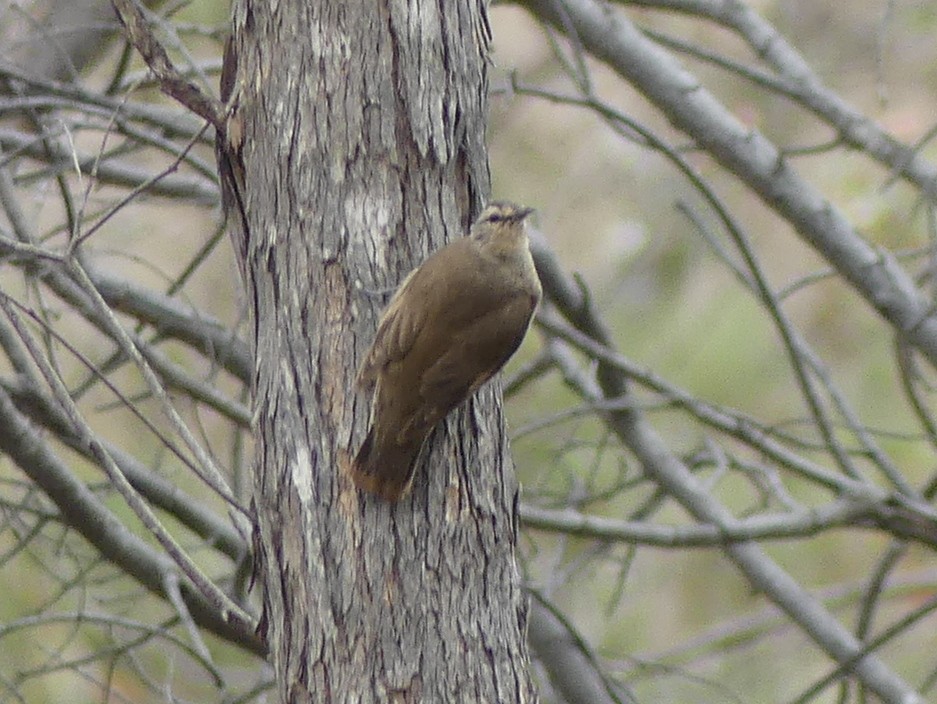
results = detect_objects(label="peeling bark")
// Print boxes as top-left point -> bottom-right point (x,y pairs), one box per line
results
224,0 -> 537,700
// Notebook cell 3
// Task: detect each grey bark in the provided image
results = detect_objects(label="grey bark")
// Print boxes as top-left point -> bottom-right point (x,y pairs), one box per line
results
225,1 -> 537,701
528,599 -> 634,704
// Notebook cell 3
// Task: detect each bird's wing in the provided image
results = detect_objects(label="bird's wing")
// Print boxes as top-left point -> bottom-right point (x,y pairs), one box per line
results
418,291 -> 536,414
357,239 -> 530,390
356,266 -> 424,387
357,239 -> 484,388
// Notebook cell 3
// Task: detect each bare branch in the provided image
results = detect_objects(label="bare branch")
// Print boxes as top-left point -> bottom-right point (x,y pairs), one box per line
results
543,332 -> 922,703
0,383 -> 263,655
90,268 -> 250,382
528,594 -> 635,704
0,293 -> 254,635
3,375 -> 245,559
519,0 -> 937,371
109,0 -> 224,129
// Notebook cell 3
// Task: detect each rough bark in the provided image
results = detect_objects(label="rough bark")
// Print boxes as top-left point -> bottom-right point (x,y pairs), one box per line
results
225,1 -> 537,701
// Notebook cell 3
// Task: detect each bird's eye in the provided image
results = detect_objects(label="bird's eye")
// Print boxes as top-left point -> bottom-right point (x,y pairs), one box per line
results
485,212 -> 504,223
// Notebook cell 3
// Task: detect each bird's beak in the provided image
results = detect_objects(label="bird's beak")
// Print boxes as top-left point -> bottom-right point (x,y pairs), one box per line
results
516,206 -> 535,220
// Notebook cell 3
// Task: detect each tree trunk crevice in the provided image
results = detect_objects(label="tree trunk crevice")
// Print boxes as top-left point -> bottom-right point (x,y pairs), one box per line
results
227,0 -> 536,700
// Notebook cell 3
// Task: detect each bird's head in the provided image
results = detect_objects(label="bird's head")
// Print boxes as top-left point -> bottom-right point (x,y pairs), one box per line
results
470,201 -> 535,247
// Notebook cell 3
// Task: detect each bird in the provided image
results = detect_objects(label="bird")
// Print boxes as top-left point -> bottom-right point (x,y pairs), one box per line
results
351,201 -> 542,501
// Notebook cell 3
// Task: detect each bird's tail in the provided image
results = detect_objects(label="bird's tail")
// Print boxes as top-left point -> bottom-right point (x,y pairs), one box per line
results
350,427 -> 423,501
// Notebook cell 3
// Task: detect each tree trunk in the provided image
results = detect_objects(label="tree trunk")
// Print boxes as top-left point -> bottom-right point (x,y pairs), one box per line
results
225,1 -> 537,700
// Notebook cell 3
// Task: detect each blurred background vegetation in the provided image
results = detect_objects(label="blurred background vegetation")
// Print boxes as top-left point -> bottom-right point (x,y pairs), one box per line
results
2,0 -> 937,702
496,4 -> 937,699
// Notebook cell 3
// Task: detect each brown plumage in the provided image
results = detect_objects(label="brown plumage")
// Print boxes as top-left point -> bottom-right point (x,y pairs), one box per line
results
351,202 -> 541,501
